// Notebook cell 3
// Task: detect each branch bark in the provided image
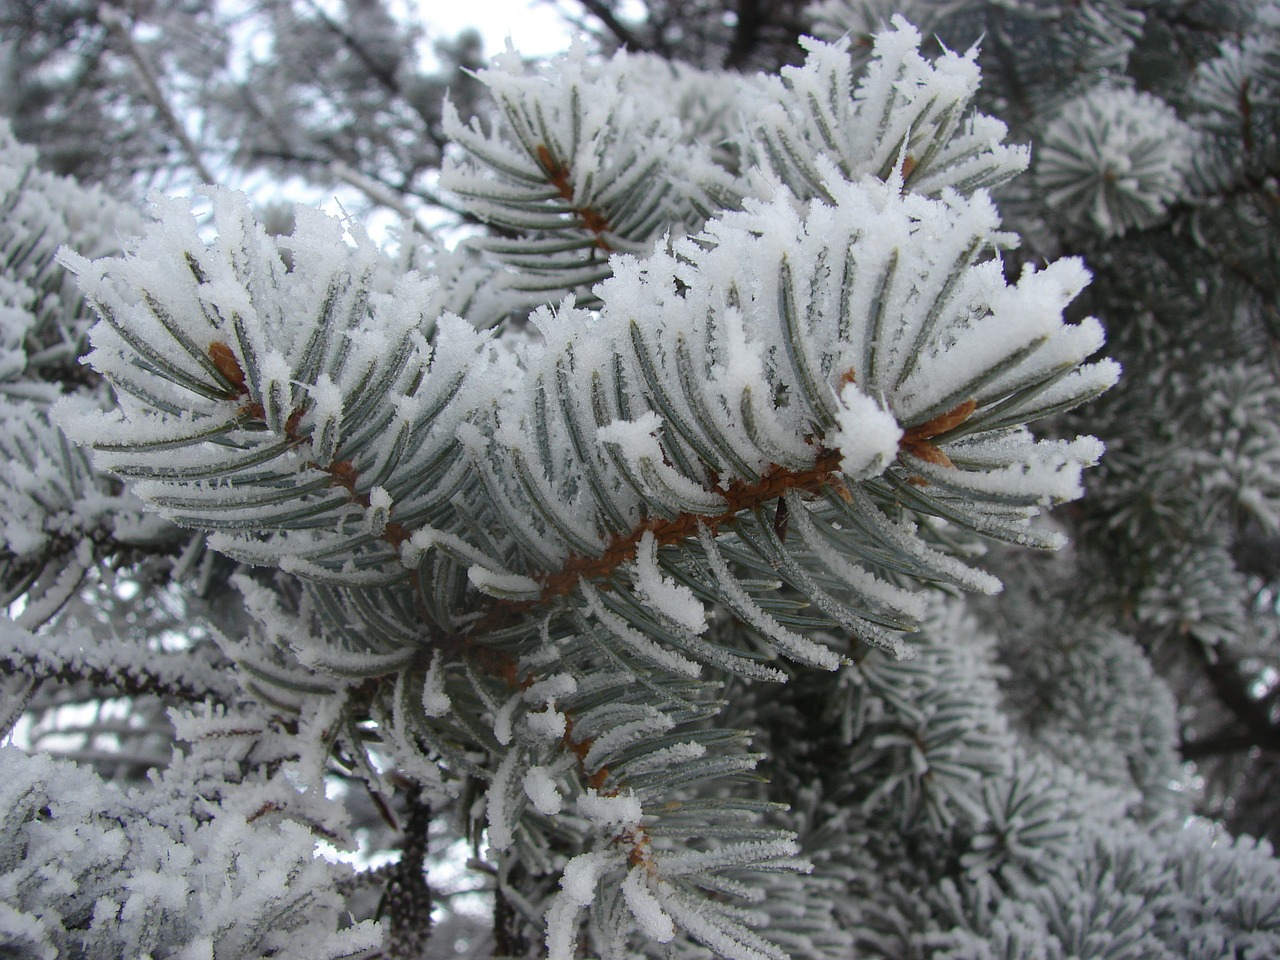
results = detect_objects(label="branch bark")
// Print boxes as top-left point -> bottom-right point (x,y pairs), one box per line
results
574,0 -> 650,51
384,785 -> 434,959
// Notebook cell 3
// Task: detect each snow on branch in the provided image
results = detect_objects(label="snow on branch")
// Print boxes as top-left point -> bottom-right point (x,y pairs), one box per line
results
472,174 -> 1115,660
749,19 -> 1029,201
0,736 -> 380,959
51,21 -> 1122,960
57,189 -> 497,589
442,42 -> 731,307
0,617 -> 236,709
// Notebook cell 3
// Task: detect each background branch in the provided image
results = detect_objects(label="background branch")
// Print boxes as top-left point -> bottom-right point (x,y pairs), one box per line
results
99,4 -> 216,185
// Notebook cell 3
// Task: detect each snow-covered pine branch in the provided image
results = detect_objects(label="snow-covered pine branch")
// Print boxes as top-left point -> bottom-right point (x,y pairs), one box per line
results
747,23 -> 1029,201
0,121 -> 175,630
0,707 -> 381,960
64,23 -> 1115,637
440,16 -> 1030,314
56,189 -> 495,587
48,20 -> 1128,958
441,42 -> 736,311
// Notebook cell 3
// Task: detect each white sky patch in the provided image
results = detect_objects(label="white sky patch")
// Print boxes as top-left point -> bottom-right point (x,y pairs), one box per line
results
407,0 -> 575,60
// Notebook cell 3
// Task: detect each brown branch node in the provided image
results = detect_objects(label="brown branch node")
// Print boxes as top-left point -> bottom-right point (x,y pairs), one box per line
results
209,340 -> 247,395
529,448 -> 845,603
898,398 -> 977,469
536,144 -> 615,251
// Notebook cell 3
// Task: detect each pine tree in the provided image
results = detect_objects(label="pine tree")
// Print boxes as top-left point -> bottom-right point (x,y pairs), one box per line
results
3,3 -> 1280,959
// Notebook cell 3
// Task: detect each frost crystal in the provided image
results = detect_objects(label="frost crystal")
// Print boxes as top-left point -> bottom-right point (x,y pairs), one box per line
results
578,788 -> 643,827
523,766 -> 564,815
526,705 -> 568,741
559,849 -> 617,907
623,867 -> 676,942
632,531 -> 707,633
830,385 -> 903,479
421,652 -> 451,717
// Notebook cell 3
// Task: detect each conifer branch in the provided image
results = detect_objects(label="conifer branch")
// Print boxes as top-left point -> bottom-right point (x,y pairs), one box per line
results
31,19 -> 1206,958
7,3 -> 1280,958
527,448 -> 845,603
2,651 -> 222,704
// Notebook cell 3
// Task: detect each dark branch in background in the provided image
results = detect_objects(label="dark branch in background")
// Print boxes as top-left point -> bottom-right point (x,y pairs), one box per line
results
983,11 -> 1035,126
494,873 -> 530,958
572,0 -> 651,51
301,0 -> 399,95
298,0 -> 448,151
381,784 -> 434,960
1181,634 -> 1280,760
724,0 -> 764,68
229,0 -> 501,233
1181,730 -> 1274,760
1,651 -> 232,706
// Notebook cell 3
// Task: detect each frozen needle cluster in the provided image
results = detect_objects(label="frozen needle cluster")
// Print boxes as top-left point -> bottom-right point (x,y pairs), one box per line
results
48,20 -> 1120,957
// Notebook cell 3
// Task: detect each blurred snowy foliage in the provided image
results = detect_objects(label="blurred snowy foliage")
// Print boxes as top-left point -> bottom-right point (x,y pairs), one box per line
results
0,715 -> 380,959
1037,86 -> 1193,237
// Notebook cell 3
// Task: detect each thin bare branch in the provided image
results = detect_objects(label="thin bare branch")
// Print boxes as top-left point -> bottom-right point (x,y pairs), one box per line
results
99,3 -> 217,185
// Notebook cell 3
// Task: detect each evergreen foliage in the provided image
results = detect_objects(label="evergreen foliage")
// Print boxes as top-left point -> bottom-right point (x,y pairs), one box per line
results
2,2 -> 1280,958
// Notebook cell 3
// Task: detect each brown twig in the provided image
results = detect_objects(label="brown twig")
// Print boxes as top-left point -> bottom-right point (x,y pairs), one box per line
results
536,144 -> 614,251
899,398 -> 977,470
524,448 -> 844,603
